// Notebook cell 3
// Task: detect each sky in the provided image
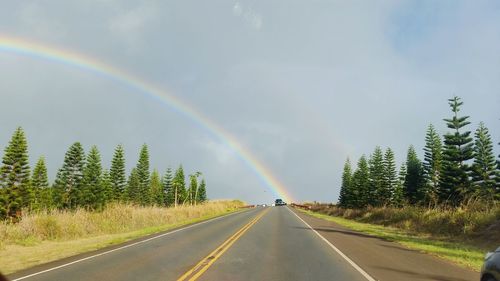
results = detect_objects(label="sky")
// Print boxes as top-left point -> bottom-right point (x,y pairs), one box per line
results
0,1 -> 499,204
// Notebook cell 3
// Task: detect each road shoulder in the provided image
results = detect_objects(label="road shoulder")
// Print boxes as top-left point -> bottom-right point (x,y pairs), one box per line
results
291,208 -> 479,281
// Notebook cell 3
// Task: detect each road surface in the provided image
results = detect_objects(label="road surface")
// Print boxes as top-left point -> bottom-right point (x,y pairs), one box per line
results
8,206 -> 479,281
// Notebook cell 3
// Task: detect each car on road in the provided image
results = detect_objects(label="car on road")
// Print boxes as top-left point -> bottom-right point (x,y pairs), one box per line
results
274,199 -> 287,206
481,246 -> 500,281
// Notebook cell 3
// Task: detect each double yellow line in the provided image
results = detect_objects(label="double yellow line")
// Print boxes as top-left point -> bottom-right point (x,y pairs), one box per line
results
177,208 -> 269,281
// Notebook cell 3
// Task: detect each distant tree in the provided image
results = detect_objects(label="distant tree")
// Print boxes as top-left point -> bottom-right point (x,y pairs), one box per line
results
81,146 -> 103,210
404,145 -> 425,204
471,122 -> 497,199
497,142 -> 500,200
162,167 -> 174,206
31,157 -> 51,210
101,170 -> 113,205
136,144 -> 150,206
382,148 -> 397,205
368,147 -> 385,206
150,170 -> 164,206
53,142 -> 86,209
351,155 -> 370,208
187,174 -> 198,205
423,124 -> 442,204
0,127 -> 31,218
172,165 -> 186,207
126,168 -> 140,204
110,144 -> 126,201
440,96 -> 474,204
338,158 -> 353,208
197,179 -> 207,203
392,163 -> 406,207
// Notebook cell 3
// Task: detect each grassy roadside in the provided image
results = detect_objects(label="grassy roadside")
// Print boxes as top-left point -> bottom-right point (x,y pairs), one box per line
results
0,201 -> 244,274
298,209 -> 486,272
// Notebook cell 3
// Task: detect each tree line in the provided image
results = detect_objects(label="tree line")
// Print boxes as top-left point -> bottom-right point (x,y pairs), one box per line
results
338,96 -> 499,208
0,128 -> 208,219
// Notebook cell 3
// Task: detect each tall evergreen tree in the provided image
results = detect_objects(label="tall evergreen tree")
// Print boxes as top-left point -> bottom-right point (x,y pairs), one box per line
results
31,157 -> 50,210
404,145 -> 425,204
0,127 -> 31,218
101,170 -> 113,205
338,158 -> 353,208
496,142 -> 500,200
136,144 -> 150,206
162,167 -> 174,206
81,146 -> 103,210
53,142 -> 85,209
110,144 -> 126,201
351,156 -> 370,208
368,146 -> 385,206
126,168 -> 140,204
198,179 -> 207,203
382,148 -> 397,205
471,122 -> 497,199
188,174 -> 198,205
423,124 -> 442,204
172,165 -> 186,207
150,169 -> 164,206
393,163 -> 406,207
440,96 -> 474,204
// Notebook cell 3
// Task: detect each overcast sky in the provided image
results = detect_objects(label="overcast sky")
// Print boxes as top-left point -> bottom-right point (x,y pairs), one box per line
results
0,1 -> 499,204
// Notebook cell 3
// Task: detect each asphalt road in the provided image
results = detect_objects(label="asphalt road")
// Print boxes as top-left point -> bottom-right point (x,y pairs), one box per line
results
8,206 -> 479,281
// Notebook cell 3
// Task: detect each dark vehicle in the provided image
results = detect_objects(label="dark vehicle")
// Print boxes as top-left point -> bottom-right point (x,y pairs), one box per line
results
275,199 -> 287,206
482,246 -> 500,281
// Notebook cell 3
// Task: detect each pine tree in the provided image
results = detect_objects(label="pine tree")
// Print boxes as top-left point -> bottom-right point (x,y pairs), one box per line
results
136,144 -> 150,206
423,124 -> 442,204
351,156 -> 370,208
382,148 -> 397,205
53,143 -> 86,209
110,144 -> 126,202
393,163 -> 406,207
338,158 -> 353,208
162,167 -> 174,206
101,170 -> 113,205
81,146 -> 103,210
368,146 -> 385,206
496,142 -> 500,200
188,174 -> 198,205
197,179 -> 207,203
31,157 -> 50,210
126,168 -> 140,204
471,122 -> 497,199
150,170 -> 164,206
0,127 -> 32,218
172,165 -> 186,207
404,145 -> 425,204
440,96 -> 474,204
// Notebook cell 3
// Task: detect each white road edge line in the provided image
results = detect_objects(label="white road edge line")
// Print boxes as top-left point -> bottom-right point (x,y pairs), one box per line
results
12,209 -> 253,281
287,207 -> 377,281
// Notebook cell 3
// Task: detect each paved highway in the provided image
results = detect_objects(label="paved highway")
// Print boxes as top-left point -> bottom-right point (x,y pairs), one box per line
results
8,206 -> 478,281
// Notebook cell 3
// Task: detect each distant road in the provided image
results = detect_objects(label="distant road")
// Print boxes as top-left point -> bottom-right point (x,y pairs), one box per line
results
8,207 -> 478,281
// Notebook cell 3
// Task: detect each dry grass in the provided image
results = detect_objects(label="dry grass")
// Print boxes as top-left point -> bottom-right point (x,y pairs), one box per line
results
302,201 -> 500,271
0,200 -> 244,274
307,201 -> 500,246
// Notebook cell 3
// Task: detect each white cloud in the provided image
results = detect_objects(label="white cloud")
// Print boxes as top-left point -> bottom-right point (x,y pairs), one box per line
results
232,1 -> 263,30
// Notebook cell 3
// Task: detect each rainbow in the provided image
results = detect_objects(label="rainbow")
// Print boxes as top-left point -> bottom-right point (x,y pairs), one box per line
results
0,35 -> 294,203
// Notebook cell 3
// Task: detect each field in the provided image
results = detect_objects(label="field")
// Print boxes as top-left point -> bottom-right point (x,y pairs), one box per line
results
0,200 -> 244,274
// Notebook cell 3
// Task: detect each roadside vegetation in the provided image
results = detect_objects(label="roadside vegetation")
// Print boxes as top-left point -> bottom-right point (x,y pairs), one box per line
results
0,200 -> 243,274
311,96 -> 500,271
0,128 -> 210,221
300,206 -> 492,271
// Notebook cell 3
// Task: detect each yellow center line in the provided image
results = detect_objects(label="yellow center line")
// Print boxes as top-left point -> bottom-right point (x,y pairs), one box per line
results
177,208 -> 269,281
